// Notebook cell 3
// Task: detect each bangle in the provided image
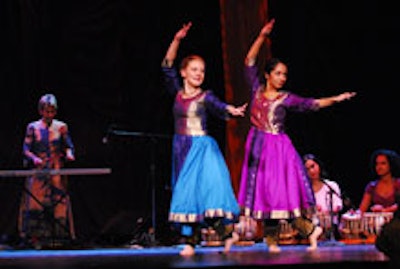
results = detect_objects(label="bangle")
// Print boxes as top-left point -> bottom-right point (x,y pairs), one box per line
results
161,58 -> 173,68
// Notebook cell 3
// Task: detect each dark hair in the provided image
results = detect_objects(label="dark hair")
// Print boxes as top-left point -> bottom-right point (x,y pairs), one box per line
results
370,148 -> 400,178
264,57 -> 285,74
302,153 -> 330,179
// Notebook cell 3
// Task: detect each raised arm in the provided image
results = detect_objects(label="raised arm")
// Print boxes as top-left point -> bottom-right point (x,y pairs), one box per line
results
245,19 -> 275,66
163,22 -> 192,67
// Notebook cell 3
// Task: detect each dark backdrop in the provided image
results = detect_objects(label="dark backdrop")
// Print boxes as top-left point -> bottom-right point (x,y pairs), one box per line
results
267,0 -> 400,209
0,0 -> 398,245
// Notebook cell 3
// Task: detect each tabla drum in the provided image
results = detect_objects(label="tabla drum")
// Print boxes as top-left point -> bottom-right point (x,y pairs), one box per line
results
278,219 -> 299,244
200,227 -> 223,246
234,216 -> 258,244
316,212 -> 332,240
317,212 -> 332,230
361,212 -> 393,238
339,212 -> 363,239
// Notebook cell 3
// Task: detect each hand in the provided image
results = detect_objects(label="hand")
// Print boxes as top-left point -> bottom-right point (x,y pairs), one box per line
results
370,204 -> 384,212
260,18 -> 275,37
33,156 -> 43,166
347,208 -> 360,215
174,22 -> 192,41
227,103 -> 248,117
334,206 -> 342,213
335,91 -> 357,102
65,149 -> 75,162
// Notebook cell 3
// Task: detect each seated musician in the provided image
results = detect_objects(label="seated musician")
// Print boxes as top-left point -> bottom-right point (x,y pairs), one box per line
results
338,149 -> 400,241
303,154 -> 343,239
375,194 -> 400,268
358,149 -> 400,214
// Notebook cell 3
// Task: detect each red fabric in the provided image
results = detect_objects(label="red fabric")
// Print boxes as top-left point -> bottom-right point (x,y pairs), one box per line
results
219,0 -> 270,193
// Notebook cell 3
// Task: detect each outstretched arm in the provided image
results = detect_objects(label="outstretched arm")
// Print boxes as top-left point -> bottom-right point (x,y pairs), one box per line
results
316,91 -> 357,108
358,192 -> 372,213
370,203 -> 399,213
245,19 -> 275,66
226,103 -> 248,117
163,22 -> 192,67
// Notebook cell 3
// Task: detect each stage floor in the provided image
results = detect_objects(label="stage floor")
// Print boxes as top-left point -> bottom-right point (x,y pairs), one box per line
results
0,242 -> 390,269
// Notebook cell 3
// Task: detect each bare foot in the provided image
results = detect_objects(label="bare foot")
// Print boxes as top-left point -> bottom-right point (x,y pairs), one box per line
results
269,244 -> 281,253
307,226 -> 323,251
223,232 -> 239,253
179,244 -> 195,256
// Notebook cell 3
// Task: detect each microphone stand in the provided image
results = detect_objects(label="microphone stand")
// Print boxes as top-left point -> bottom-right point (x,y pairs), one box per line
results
108,129 -> 171,246
320,179 -> 345,246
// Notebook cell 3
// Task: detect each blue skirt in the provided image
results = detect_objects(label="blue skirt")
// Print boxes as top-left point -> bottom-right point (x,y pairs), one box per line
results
168,135 -> 240,226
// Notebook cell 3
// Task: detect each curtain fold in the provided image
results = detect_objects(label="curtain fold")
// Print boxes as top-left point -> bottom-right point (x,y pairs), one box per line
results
219,0 -> 270,193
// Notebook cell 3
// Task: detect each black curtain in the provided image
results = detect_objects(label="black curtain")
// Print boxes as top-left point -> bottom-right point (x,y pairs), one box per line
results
1,0 -> 400,246
0,0 -> 224,245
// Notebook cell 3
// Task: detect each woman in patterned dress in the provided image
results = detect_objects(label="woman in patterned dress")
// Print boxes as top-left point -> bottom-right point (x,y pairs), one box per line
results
161,22 -> 247,256
358,149 -> 400,213
19,93 -> 75,248
238,19 -> 356,252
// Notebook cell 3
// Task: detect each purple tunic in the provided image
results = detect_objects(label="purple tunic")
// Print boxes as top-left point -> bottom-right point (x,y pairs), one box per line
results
364,179 -> 400,208
238,65 -> 319,220
162,66 -> 240,225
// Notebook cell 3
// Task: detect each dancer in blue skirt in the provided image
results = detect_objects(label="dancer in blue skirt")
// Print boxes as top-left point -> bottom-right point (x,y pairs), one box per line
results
161,22 -> 247,256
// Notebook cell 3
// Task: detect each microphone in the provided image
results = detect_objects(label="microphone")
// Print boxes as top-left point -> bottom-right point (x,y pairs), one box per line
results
320,179 -> 341,198
102,125 -> 114,144
321,179 -> 355,208
102,135 -> 109,144
343,196 -> 353,208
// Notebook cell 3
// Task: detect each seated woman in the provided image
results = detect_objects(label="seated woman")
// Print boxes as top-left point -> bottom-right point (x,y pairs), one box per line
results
358,149 -> 400,213
375,195 -> 400,269
303,153 -> 343,239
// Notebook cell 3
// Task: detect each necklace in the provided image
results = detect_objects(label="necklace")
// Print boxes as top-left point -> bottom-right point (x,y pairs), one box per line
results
182,89 -> 201,99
